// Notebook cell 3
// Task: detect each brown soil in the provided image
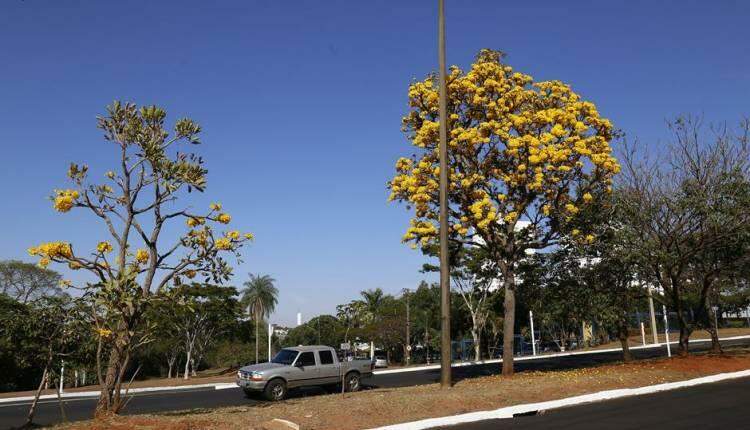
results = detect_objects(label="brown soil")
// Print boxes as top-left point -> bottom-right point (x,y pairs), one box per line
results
57,346 -> 750,430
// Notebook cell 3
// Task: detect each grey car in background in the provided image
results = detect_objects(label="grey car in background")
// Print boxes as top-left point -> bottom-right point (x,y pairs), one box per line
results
236,345 -> 374,401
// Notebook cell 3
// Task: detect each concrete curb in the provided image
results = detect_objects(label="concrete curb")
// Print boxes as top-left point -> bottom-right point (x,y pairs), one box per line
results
369,369 -> 750,430
1,334 -> 748,404
0,383 -> 227,405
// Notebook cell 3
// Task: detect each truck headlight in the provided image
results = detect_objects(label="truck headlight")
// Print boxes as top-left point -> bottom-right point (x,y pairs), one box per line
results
250,372 -> 263,381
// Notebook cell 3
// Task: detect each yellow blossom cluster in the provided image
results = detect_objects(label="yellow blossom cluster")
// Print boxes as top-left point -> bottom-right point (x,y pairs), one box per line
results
28,241 -> 73,268
402,219 -> 437,247
53,189 -> 79,212
215,237 -> 232,250
186,217 -> 205,227
97,241 -> 113,254
389,49 -> 620,248
135,248 -> 149,264
187,228 -> 209,246
217,213 -> 231,224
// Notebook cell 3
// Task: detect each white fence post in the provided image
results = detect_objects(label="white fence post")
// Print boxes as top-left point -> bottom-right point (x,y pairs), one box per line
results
268,323 -> 273,362
663,305 -> 671,358
529,311 -> 537,356
640,322 -> 646,346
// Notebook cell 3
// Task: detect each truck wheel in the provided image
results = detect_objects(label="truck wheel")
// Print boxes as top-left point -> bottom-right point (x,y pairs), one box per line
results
263,379 -> 287,401
345,372 -> 361,392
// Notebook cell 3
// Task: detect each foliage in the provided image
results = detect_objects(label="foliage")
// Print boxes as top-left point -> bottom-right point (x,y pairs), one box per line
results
282,315 -> 343,348
0,260 -> 64,304
388,49 -> 619,374
240,273 -> 278,363
616,117 -> 750,354
24,101 -> 254,414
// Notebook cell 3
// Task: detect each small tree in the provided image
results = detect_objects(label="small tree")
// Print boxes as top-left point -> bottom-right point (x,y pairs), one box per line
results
424,244 -> 493,361
0,295 -> 87,426
0,260 -> 64,304
26,102 -> 253,415
389,50 -> 620,375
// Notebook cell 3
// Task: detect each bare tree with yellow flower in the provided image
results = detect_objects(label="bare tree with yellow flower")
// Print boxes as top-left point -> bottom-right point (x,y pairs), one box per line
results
27,101 -> 254,415
388,50 -> 620,376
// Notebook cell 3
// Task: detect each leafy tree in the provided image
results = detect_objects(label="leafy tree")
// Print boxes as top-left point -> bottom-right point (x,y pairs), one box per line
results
240,274 -> 278,363
282,315 -> 343,348
617,117 -> 750,355
0,260 -> 64,304
336,300 -> 366,343
160,284 -> 240,379
423,244 -> 494,361
389,49 -> 620,374
25,102 -> 254,415
0,294 -> 88,426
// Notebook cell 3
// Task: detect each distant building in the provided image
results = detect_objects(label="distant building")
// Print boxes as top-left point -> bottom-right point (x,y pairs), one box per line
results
273,326 -> 289,340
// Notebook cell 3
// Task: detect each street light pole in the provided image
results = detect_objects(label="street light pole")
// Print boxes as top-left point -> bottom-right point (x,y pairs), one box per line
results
437,0 -> 452,389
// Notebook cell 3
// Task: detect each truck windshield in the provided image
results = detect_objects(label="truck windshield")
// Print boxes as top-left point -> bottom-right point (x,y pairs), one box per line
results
271,349 -> 298,365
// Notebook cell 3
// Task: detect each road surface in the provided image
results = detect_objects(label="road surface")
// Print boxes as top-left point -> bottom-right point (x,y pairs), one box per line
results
434,375 -> 750,429
1,338 -> 748,429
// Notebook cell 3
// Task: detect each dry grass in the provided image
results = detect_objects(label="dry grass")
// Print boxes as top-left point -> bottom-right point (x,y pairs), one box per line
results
59,347 -> 750,430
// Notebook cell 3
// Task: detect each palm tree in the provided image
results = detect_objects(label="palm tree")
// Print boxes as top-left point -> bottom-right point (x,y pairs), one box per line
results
359,288 -> 384,321
240,274 -> 279,363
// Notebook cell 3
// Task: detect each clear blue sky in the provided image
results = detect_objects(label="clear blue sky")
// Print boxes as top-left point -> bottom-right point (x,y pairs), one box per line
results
1,1 -> 748,326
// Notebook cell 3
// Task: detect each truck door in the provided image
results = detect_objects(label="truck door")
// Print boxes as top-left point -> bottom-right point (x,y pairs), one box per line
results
289,351 -> 318,387
316,349 -> 339,384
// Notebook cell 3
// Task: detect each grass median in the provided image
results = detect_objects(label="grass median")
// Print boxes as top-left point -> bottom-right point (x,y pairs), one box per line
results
57,344 -> 750,430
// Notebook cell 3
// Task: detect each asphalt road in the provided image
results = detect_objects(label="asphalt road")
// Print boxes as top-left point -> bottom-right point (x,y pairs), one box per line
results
436,375 -> 750,430
2,338 -> 748,429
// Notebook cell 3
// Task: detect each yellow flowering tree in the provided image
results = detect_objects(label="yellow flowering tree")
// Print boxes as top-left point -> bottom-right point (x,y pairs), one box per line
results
27,102 -> 254,415
388,50 -> 620,375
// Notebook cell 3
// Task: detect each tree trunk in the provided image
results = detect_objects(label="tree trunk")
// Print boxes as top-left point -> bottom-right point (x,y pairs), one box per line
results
95,332 -> 129,417
26,358 -> 51,427
707,302 -> 722,354
191,357 -> 197,377
184,348 -> 192,380
674,300 -> 691,357
502,263 -> 516,376
618,319 -> 633,363
471,325 -> 481,362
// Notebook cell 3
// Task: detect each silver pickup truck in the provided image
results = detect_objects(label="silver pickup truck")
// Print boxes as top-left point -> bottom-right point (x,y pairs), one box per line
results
236,345 -> 374,400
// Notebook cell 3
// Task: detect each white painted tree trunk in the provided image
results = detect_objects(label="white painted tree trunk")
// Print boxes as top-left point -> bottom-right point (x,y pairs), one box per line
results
183,349 -> 192,380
